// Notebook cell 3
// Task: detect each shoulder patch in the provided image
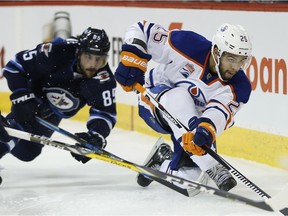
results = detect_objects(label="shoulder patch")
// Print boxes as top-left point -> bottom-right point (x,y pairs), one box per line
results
93,70 -> 111,83
40,43 -> 53,57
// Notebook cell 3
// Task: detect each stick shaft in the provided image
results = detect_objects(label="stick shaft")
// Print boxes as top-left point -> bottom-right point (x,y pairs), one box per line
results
5,126 -> 285,212
134,84 -> 281,199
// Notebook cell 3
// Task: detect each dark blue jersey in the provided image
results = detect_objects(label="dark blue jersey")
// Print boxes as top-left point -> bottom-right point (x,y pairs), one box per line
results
3,38 -> 117,137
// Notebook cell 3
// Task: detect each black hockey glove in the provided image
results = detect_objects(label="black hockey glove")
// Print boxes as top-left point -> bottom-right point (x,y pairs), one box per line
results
0,113 -> 12,159
0,113 -> 12,143
71,131 -> 107,164
10,90 -> 39,125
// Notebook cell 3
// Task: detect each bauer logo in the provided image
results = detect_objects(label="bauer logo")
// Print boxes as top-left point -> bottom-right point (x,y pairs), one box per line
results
122,55 -> 147,66
121,54 -> 147,70
43,87 -> 79,111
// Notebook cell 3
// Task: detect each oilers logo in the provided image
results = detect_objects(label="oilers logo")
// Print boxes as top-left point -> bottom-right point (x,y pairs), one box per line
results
43,87 -> 80,112
189,84 -> 206,108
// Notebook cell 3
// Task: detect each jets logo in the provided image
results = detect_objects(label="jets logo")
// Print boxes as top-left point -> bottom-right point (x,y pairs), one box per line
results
94,70 -> 110,83
43,87 -> 80,111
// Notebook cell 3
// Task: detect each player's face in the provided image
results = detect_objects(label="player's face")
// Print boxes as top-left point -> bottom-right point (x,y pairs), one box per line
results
79,52 -> 107,78
219,52 -> 248,80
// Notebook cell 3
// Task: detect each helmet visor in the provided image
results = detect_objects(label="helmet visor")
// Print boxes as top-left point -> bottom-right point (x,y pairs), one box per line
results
80,52 -> 108,71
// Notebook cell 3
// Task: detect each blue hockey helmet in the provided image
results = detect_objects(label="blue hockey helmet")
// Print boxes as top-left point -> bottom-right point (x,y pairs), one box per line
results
78,27 -> 110,56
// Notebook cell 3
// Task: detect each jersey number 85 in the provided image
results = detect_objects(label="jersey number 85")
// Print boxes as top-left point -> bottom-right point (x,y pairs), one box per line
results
102,88 -> 116,106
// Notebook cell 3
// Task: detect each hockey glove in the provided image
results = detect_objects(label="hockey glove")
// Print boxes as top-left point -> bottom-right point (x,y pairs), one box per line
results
0,113 -> 11,143
182,122 -> 216,156
0,113 -> 13,159
71,131 -> 107,164
10,90 -> 39,125
114,44 -> 151,92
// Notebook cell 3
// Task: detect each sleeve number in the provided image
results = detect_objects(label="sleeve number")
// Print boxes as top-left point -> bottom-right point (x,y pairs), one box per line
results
23,50 -> 37,61
102,88 -> 116,106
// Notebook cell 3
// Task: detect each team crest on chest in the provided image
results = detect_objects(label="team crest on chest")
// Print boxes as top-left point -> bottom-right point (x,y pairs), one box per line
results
189,84 -> 206,107
43,87 -> 80,111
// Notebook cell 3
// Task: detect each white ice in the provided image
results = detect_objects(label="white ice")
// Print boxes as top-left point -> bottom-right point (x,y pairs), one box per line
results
0,120 -> 287,216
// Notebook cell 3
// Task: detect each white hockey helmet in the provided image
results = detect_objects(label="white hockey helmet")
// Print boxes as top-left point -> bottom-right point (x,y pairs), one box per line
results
211,23 -> 252,80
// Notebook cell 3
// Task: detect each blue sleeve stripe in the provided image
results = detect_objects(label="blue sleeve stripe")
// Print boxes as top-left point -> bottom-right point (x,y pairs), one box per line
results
3,67 -> 20,74
146,23 -> 154,42
4,59 -> 25,74
205,106 -> 228,121
11,58 -> 24,71
137,21 -> 144,32
90,107 -> 116,119
148,68 -> 155,87
90,108 -> 116,124
88,115 -> 115,130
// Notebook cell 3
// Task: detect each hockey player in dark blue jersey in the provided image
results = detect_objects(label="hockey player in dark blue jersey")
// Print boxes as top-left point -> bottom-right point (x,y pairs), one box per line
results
0,27 -> 117,171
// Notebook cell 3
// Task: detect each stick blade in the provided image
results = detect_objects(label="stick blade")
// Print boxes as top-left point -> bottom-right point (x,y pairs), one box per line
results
265,184 -> 288,213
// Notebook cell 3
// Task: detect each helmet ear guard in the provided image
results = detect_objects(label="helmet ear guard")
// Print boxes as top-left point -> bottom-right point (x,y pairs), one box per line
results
78,27 -> 110,56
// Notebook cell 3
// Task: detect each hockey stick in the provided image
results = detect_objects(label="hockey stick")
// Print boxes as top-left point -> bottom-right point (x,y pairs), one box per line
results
4,126 -> 288,213
4,126 -> 188,196
134,83 -> 288,215
35,116 -> 140,163
35,116 -> 94,149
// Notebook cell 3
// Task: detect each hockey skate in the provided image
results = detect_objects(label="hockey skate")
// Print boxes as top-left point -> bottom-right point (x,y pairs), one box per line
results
206,163 -> 237,191
137,137 -> 173,187
0,165 -> 3,185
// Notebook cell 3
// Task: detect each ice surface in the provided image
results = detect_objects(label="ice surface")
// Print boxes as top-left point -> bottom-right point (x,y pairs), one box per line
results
0,120 -> 287,216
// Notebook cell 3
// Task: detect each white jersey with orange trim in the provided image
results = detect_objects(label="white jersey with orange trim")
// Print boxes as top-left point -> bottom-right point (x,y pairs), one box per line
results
124,21 -> 252,137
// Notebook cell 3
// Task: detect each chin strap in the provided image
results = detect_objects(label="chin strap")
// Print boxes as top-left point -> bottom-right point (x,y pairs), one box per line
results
211,46 -> 226,82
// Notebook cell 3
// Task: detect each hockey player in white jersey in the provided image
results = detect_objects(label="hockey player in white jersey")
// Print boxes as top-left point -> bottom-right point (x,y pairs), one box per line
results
114,21 -> 252,192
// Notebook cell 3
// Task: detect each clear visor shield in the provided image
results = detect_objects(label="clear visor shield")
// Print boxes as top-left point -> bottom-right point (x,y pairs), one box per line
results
213,50 -> 252,82
241,55 -> 252,70
220,51 -> 252,71
81,52 -> 108,69
94,55 -> 108,68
